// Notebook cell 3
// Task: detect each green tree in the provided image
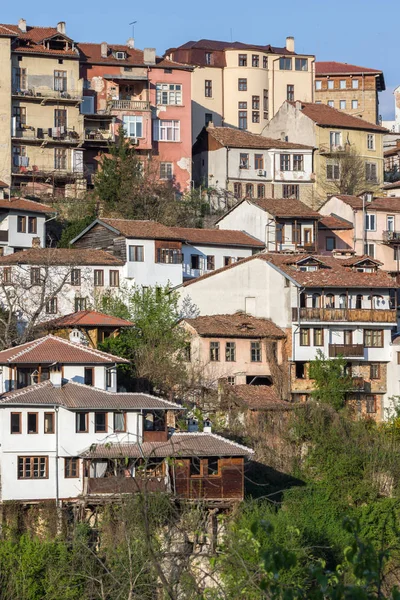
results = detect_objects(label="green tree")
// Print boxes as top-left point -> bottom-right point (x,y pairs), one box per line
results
309,350 -> 352,411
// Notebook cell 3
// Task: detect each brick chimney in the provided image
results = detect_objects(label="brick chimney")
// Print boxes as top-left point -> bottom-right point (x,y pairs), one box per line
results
18,19 -> 27,33
31,236 -> 41,248
143,48 -> 156,65
57,21 -> 66,35
286,36 -> 295,53
126,38 -> 135,49
100,42 -> 108,58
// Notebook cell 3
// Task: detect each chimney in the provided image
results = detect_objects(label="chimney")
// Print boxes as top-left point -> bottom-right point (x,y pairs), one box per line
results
295,100 -> 303,110
203,419 -> 212,434
207,121 -> 215,129
143,47 -> 156,65
126,38 -> 135,49
57,21 -> 66,35
187,418 -> 199,432
18,18 -> 27,33
31,236 -> 41,248
100,42 -> 108,58
286,36 -> 295,53
50,369 -> 62,388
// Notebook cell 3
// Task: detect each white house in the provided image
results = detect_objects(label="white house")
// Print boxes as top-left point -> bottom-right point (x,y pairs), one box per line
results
0,197 -> 56,254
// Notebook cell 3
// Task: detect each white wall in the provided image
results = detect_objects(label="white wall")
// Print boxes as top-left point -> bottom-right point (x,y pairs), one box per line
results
181,242 -> 254,279
8,211 -> 47,251
124,239 -> 182,288
217,200 -> 267,242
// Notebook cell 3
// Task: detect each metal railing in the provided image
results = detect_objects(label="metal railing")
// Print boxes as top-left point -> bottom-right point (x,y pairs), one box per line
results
12,88 -> 82,101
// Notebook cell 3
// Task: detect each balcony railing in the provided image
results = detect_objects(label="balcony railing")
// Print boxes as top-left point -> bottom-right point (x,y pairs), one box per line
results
84,129 -> 114,142
110,99 -> 150,111
12,88 -> 82,101
350,376 -> 365,390
292,307 -> 397,323
297,243 -> 316,253
329,344 -> 364,358
383,230 -> 400,244
12,127 -> 82,143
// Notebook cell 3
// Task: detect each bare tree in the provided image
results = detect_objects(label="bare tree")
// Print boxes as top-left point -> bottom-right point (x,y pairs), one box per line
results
322,147 -> 380,197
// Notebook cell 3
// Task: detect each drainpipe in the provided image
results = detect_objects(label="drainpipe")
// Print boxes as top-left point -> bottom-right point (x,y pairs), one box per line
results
293,286 -> 306,362
226,147 -> 230,193
55,406 -> 59,507
271,58 -> 280,118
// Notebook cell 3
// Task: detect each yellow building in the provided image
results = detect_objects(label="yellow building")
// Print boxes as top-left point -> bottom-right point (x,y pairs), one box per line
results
165,37 -> 315,140
0,20 -> 85,198
265,101 -> 387,208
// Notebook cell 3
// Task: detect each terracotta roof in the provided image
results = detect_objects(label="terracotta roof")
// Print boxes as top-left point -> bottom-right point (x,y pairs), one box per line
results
168,39 -> 299,56
0,335 -> 129,365
318,214 -> 353,230
223,385 -> 293,411
0,23 -> 77,57
98,218 -> 183,241
251,198 -> 320,218
0,197 -> 56,214
170,227 -> 264,247
315,61 -> 382,76
79,432 -> 253,458
340,255 -> 382,267
0,380 -> 180,410
0,181 -> 8,188
383,182 -> 400,190
392,336 -> 400,346
293,102 -> 387,132
78,42 -> 190,70
43,310 -> 134,329
332,195 -> 400,212
384,147 -> 400,157
206,126 -> 313,150
13,45 -> 77,57
184,312 -> 284,338
0,248 -> 123,266
331,195 -> 365,209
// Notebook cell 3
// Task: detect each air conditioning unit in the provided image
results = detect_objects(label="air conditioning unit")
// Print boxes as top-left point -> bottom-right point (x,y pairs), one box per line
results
258,169 -> 267,177
130,137 -> 139,145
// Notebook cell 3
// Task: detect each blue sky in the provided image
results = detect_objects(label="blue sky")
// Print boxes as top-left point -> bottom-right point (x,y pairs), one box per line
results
3,0 -> 398,118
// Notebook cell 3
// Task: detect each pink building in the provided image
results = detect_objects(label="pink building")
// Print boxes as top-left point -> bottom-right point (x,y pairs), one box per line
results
318,214 -> 354,255
78,41 -> 192,192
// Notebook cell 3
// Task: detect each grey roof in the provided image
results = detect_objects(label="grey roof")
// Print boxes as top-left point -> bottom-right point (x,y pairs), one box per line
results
0,381 -> 182,410
79,432 -> 254,458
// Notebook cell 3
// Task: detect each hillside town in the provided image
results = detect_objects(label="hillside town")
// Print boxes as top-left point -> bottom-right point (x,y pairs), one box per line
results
0,10 -> 399,599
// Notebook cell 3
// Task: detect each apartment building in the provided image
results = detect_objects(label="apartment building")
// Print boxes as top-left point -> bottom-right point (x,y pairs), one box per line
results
78,41 -> 192,192
265,101 -> 387,207
176,252 -> 397,419
166,37 -> 314,140
0,20 -> 85,197
315,62 -> 385,125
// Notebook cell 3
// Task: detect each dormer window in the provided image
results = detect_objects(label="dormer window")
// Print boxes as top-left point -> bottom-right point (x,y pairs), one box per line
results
114,51 -> 126,60
299,265 -> 317,272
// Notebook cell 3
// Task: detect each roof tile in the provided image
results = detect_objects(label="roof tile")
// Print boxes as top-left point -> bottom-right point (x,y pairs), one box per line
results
170,227 -> 264,247
0,197 -> 55,214
293,102 -> 387,132
315,61 -> 382,75
206,126 -> 313,150
0,248 -> 123,266
185,312 -> 284,338
44,310 -> 133,329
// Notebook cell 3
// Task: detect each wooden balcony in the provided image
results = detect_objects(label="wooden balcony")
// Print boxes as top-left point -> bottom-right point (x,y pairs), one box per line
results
329,344 -> 364,358
383,230 -> 400,244
86,476 -> 167,495
292,307 -> 397,323
110,100 -> 150,111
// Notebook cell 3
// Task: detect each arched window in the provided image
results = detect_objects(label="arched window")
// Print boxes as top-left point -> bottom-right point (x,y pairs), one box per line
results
325,294 -> 335,308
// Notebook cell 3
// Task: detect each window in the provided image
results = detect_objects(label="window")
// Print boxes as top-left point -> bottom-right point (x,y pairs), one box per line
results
154,119 -> 180,141
75,297 -> 87,311
30,267 -> 41,285
367,134 -> 375,150
245,183 -> 254,198
340,79 -> 346,89
95,412 -> 107,433
370,364 -> 380,379
314,328 -> 323,346
45,297 -> 57,314
115,51 -> 126,60
28,216 -> 37,234
263,56 -> 268,69
123,115 -> 143,138
287,84 -> 294,102
70,269 -> 81,286
238,110 -> 247,129
239,153 -> 249,169
54,108 -> 67,128
11,413 -> 21,434
190,457 -> 201,476
343,330 -> 353,345
300,328 -> 310,346
280,154 -> 290,171
293,154 -> 304,171
295,58 -> 308,71
295,362 -> 306,379
205,80 -> 212,97
160,162 -> 173,180
352,100 -> 358,109
105,368 -> 113,388
352,79 -> 359,89
234,182 -> 242,198
252,54 -> 259,67
3,267 -> 12,285
27,412 -> 38,434
255,154 -> 264,170
205,113 -> 213,126
13,106 -> 26,128
109,270 -> 119,287
292,224 -> 301,244
54,70 -> 67,92
315,80 -> 322,90
76,412 -> 88,433
340,100 -> 346,110
252,111 -> 260,123
283,184 -> 299,199
156,83 -> 182,105
364,329 -> 383,348
54,148 -> 67,170
257,184 -> 265,198
207,457 -> 219,476
190,254 -> 200,270
330,131 -> 342,149
129,245 -> 144,261
312,293 -> 321,308
238,78 -> 247,91
157,248 -> 182,264
276,223 -> 284,243
238,54 -> 247,66
206,255 -> 215,270
84,368 -> 94,386
251,95 -> 260,110
225,342 -> 236,362
17,215 -> 26,233
250,341 -> 261,362
65,457 -> 79,478
279,57 -> 292,70
94,270 -> 104,287
210,342 -> 220,362
263,89 -> 268,119
205,52 -> 212,65
387,215 -> 395,232
366,395 -> 377,414
239,101 -> 247,109
327,162 -> 340,180
113,412 -> 126,432
14,67 -> 27,90
326,237 -> 336,251
18,456 -> 48,479
328,100 -> 334,107
327,80 -> 334,90
364,243 -> 375,258
365,213 -> 376,231
44,412 -> 55,434
227,376 -> 236,385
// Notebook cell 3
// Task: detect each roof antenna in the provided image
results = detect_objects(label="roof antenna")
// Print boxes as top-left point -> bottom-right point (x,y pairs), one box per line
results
129,20 -> 137,38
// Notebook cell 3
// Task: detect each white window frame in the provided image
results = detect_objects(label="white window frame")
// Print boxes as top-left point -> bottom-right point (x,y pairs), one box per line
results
160,162 -> 173,180
352,79 -> 359,89
315,80 -> 322,90
123,115 -> 143,139
364,243 -> 375,258
328,100 -> 334,107
156,83 -> 182,106
365,213 -> 376,231
153,120 -> 180,142
339,79 -> 346,89
367,134 -> 375,150
352,99 -> 358,109
330,131 -> 342,149
339,100 -> 346,110
387,215 -> 395,232
328,80 -> 334,90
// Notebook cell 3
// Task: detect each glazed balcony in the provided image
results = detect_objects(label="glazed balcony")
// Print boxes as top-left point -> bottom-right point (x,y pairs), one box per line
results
292,307 -> 396,323
328,344 -> 364,358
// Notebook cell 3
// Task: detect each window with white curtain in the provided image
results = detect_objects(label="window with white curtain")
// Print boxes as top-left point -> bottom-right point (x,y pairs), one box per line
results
153,120 -> 180,142
123,115 -> 143,138
156,83 -> 182,105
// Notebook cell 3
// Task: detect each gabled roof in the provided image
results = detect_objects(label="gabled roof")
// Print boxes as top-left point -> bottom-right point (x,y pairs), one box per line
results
71,218 -> 184,243
0,380 -> 180,410
0,23 -> 77,57
291,101 -> 387,132
340,255 -> 382,267
329,195 -> 400,212
204,125 -> 313,150
0,335 -> 129,365
318,214 -> 354,230
167,38 -> 302,56
223,384 -> 294,411
383,181 -> 400,190
184,312 -> 284,338
315,61 -> 383,75
43,310 -> 134,329
170,227 -> 264,248
0,181 -> 8,188
251,198 -> 320,218
0,248 -> 124,266
0,197 -> 56,214
78,42 -> 191,70
79,432 -> 253,458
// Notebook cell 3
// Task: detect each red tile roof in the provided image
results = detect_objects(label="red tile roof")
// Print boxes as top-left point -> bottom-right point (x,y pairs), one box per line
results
0,23 -> 78,57
13,45 -> 77,57
331,195 -> 365,209
0,335 -> 129,365
315,61 -> 382,75
251,198 -> 320,219
99,218 -> 183,241
0,197 -> 55,214
184,312 -> 284,338
332,195 -> 400,212
0,248 -> 123,266
318,214 -> 353,230
43,310 -> 134,329
0,380 -> 180,410
80,432 -> 253,458
383,182 -> 400,190
170,227 -> 264,247
223,384 -> 294,411
206,126 -> 313,150
168,39 -> 300,56
292,102 -> 387,132
78,42 -> 191,70
0,181 -> 8,188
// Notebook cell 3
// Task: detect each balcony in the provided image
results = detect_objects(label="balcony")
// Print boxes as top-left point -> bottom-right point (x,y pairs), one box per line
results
329,344 -> 364,358
297,243 -> 317,253
84,129 -> 114,143
86,476 -> 167,495
110,99 -> 150,111
12,127 -> 82,144
12,88 -> 82,103
383,230 -> 400,244
319,144 -> 347,154
292,307 -> 397,323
